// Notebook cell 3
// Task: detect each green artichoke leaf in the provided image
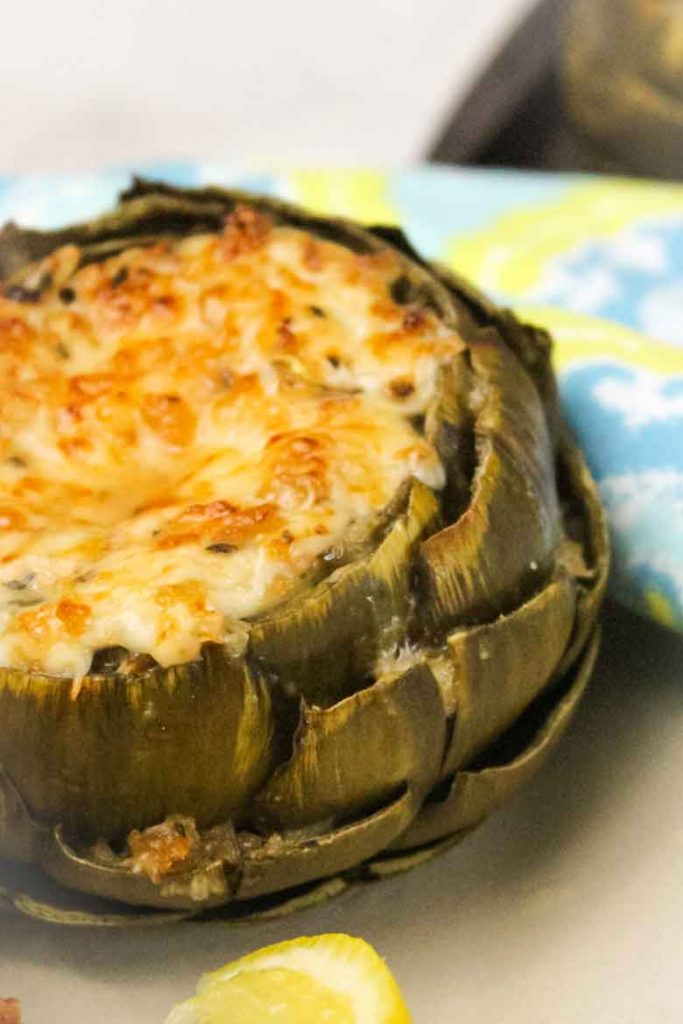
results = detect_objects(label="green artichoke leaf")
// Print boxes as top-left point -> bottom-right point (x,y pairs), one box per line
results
120,182 -> 430,274
428,265 -> 561,441
0,765 -> 45,863
117,179 -> 415,271
253,662 -> 447,831
0,644 -> 276,840
556,438 -> 610,675
224,876 -> 350,922
424,350 -> 475,520
390,628 -> 599,851
236,785 -> 416,901
248,480 -> 438,708
437,571 -> 577,773
495,314 -> 562,445
41,822 -> 240,912
1,182 -> 463,338
417,331 -> 562,633
0,194 -> 230,281
0,881 -> 189,927
0,870 -> 352,926
361,833 -> 462,880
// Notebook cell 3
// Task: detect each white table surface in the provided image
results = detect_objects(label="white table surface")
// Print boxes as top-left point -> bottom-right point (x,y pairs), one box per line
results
2,605 -> 682,1022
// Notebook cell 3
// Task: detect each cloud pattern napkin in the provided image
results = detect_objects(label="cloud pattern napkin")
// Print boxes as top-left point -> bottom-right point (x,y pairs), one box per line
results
0,165 -> 681,632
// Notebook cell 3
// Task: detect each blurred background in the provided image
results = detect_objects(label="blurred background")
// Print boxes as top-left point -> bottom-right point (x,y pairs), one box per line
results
3,0 -> 681,178
0,0 -> 537,173
4,0 -> 681,179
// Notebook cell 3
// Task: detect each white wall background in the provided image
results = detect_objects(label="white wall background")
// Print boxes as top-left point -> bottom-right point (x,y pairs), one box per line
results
1,0 -> 533,173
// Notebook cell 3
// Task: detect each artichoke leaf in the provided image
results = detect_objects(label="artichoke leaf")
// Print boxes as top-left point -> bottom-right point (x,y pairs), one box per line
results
253,662 -> 447,831
223,876 -> 350,922
236,785 -> 416,901
119,179 -> 379,257
496,314 -> 562,445
390,628 -> 599,851
0,765 -> 45,864
0,194 -> 231,281
1,181 -> 463,335
41,822 -> 240,912
123,182 -> 460,317
556,438 -> 610,676
361,833 -> 461,880
428,265 -> 561,441
417,332 -> 562,633
249,480 -> 438,708
0,873 -> 348,927
424,350 -> 475,520
41,762 -> 420,913
0,646 -> 275,840
437,571 -> 577,773
0,882 -> 189,927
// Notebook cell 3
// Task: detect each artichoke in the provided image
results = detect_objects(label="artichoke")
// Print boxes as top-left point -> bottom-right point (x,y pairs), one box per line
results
0,181 -> 608,924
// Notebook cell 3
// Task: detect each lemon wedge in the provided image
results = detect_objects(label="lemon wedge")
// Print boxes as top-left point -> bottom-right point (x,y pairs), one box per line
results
165,933 -> 412,1024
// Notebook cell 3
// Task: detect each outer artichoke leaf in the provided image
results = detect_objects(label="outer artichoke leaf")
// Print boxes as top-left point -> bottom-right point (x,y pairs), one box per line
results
0,872 -> 348,927
253,662 -> 447,830
428,265 -> 561,440
0,194 -> 231,281
248,480 -> 438,708
122,182 -> 460,298
438,571 -> 577,773
2,180 -> 464,337
494,313 -> 561,444
417,333 -> 561,633
365,479 -> 440,645
366,225 -> 428,267
424,350 -> 475,519
0,765 -> 45,864
219,876 -> 350,922
236,785 -> 416,901
0,882 -> 189,927
429,263 -> 500,324
118,179 -> 386,262
41,823 -> 240,912
390,629 -> 599,851
556,438 -> 610,675
360,833 -> 461,880
0,646 -> 275,841
248,564 -> 377,709
0,182 -> 366,284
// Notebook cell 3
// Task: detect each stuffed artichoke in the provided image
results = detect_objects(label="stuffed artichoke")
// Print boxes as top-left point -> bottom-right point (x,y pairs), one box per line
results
0,181 -> 608,923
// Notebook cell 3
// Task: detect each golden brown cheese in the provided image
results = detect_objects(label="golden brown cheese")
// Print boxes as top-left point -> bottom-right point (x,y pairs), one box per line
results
0,208 -> 462,678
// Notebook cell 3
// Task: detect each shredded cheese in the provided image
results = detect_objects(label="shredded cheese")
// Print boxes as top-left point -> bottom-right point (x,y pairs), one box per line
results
0,207 -> 462,677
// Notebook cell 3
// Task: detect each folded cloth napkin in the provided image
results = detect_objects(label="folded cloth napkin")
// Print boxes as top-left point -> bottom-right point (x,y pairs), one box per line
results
1,165 -> 681,631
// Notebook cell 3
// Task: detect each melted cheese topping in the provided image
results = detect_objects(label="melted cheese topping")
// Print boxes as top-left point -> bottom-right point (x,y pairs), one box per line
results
0,207 -> 462,677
